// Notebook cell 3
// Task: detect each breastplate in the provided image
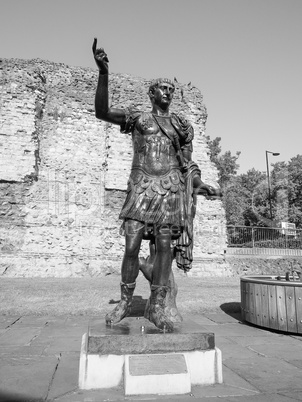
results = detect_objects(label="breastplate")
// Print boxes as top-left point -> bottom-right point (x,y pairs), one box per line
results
132,131 -> 179,176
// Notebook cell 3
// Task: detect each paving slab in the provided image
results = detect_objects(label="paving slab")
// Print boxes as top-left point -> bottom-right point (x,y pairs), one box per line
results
219,342 -> 259,361
247,340 -> 302,360
0,316 -> 21,329
0,329 -> 8,337
200,322 -> 270,337
37,321 -> 89,337
225,394 -> 302,402
52,387 -> 125,402
190,363 -> 259,399
34,335 -> 83,355
191,384 -> 258,399
0,354 -> 58,401
47,352 -> 80,400
204,312 -> 242,324
0,390 -> 42,402
285,359 -> 302,371
0,326 -> 42,346
12,315 -> 66,328
230,333 -> 293,347
278,391 -> 302,401
29,322 -> 86,354
189,315 -> 219,326
290,335 -> 302,342
224,355 -> 302,393
0,344 -> 48,356
213,336 -> 235,347
220,364 -> 259,393
65,316 -> 91,327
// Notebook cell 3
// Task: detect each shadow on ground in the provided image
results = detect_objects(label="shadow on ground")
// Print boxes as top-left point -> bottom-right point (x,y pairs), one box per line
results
109,295 -> 147,317
220,302 -> 242,321
0,391 -> 41,402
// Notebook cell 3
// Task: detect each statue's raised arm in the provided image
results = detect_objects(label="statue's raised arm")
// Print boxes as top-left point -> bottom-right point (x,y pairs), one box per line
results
92,38 -> 126,126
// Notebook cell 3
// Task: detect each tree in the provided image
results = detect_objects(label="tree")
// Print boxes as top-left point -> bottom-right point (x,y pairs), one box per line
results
206,135 -> 302,229
224,169 -> 270,226
222,176 -> 247,226
271,156 -> 302,228
205,136 -> 240,188
240,169 -> 270,227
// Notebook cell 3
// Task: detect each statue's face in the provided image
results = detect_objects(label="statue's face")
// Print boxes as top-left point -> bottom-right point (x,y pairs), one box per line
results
152,83 -> 175,108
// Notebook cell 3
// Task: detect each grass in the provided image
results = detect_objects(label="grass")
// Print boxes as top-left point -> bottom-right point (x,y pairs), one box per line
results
0,273 -> 241,317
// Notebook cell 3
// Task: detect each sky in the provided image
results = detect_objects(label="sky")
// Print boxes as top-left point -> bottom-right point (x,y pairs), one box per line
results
1,0 -> 302,174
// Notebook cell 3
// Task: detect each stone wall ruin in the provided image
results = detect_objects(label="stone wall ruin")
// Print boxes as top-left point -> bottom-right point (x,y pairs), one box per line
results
0,58 -> 227,277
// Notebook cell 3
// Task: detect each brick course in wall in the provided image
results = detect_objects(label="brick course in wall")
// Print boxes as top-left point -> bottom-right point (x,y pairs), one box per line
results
0,58 -> 227,277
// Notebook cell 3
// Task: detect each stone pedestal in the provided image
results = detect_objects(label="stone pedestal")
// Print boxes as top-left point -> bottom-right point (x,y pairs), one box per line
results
79,317 -> 222,396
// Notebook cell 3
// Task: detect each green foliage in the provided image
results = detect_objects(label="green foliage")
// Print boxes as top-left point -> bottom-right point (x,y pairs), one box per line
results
222,169 -> 270,227
270,155 -> 302,228
245,238 -> 302,249
222,177 -> 247,226
206,135 -> 302,229
205,136 -> 240,188
227,226 -> 302,249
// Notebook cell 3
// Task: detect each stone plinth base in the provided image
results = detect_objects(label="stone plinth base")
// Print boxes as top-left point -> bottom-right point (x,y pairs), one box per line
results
79,317 -> 223,395
124,353 -> 191,395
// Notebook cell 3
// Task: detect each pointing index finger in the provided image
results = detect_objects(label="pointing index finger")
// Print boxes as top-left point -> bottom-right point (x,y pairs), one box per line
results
92,37 -> 97,54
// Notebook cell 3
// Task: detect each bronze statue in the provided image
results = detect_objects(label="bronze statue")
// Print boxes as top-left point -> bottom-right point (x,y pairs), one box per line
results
92,39 -> 221,332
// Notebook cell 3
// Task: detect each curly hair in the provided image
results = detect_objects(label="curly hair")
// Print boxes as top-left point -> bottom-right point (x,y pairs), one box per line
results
148,78 -> 175,94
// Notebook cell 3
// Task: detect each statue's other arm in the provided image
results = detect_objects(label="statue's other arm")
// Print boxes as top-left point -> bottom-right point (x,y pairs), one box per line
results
92,38 -> 126,126
182,143 -> 222,198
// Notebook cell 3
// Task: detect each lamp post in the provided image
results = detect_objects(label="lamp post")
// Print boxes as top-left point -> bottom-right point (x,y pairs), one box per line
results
265,150 -> 280,220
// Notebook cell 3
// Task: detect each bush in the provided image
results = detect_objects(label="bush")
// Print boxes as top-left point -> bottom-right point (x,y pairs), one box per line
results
247,238 -> 302,249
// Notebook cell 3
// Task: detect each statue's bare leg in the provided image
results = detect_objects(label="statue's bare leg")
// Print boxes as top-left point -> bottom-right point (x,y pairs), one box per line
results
141,239 -> 182,324
146,226 -> 174,331
139,239 -> 155,282
105,220 -> 144,325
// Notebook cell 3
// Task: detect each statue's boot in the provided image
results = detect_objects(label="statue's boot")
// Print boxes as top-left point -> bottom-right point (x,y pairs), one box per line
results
147,285 -> 174,332
105,281 -> 136,325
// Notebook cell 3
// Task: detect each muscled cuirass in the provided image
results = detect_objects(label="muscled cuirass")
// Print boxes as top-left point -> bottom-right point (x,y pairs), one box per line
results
131,113 -> 179,176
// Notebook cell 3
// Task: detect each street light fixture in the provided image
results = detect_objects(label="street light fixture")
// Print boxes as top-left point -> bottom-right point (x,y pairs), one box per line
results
265,150 -> 280,221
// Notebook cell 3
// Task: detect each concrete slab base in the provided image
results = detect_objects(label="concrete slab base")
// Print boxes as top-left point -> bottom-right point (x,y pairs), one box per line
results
79,334 -> 124,389
78,317 -> 223,395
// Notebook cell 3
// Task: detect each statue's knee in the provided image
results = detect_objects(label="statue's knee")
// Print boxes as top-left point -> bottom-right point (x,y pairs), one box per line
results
155,225 -> 172,251
156,224 -> 171,236
124,245 -> 140,260
123,220 -> 144,260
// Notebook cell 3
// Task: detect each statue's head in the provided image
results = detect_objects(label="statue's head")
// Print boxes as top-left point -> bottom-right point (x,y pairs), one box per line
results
148,78 -> 175,108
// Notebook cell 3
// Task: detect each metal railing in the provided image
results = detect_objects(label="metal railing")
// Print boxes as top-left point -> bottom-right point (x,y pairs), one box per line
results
227,225 -> 302,249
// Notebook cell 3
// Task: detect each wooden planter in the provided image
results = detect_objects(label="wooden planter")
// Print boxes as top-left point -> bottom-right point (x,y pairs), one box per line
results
241,275 -> 302,334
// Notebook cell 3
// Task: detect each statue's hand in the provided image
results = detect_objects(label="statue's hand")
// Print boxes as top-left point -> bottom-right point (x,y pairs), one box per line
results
195,183 -> 223,199
92,38 -> 109,74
